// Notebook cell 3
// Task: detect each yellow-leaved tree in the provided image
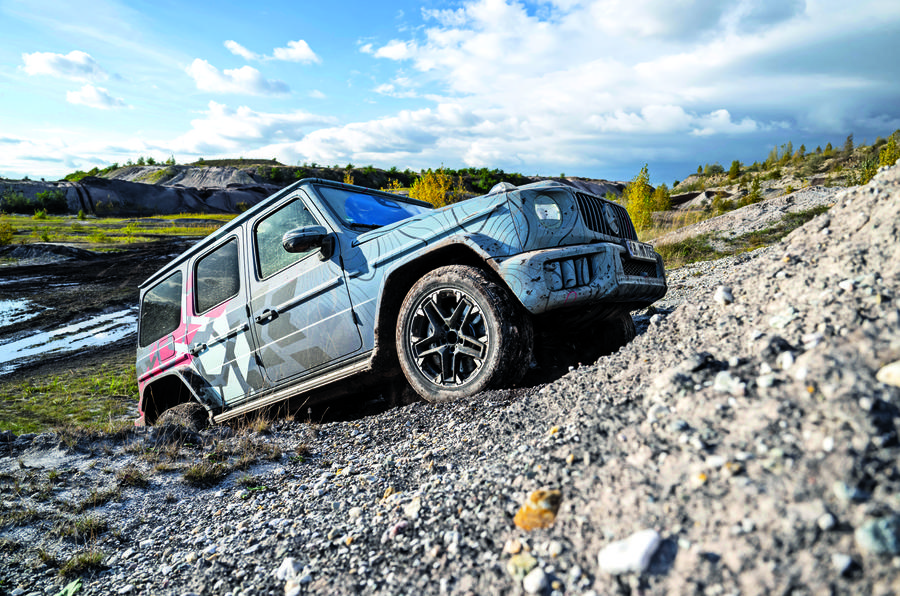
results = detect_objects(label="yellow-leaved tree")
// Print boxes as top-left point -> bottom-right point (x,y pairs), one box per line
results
409,167 -> 466,207
623,164 -> 655,232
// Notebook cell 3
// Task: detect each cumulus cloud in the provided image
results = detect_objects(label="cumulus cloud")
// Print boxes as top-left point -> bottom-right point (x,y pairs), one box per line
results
173,101 -> 336,155
66,84 -> 127,109
186,59 -> 289,95
224,40 -> 259,61
272,40 -> 320,63
224,39 -> 320,63
22,50 -> 108,81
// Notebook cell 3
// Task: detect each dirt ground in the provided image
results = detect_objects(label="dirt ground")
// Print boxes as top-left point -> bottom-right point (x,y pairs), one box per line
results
0,238 -> 196,381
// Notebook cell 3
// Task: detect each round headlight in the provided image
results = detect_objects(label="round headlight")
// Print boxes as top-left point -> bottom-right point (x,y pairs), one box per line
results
534,195 -> 562,229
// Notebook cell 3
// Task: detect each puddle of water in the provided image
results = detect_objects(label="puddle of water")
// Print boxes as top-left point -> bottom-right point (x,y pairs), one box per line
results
0,299 -> 44,329
0,308 -> 137,375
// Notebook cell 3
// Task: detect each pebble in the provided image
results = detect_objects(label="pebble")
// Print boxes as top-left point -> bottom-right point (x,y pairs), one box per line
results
876,360 -> 900,387
507,553 -> 538,580
597,529 -> 661,575
522,567 -> 549,594
855,516 -> 900,555
817,513 -> 837,531
713,286 -> 734,305
514,489 -> 562,530
831,553 -> 854,576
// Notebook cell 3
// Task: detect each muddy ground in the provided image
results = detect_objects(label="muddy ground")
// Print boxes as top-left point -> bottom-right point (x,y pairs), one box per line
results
0,239 -> 196,381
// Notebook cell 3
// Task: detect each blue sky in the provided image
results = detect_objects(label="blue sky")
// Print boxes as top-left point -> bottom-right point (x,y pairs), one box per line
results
1,0 -> 899,185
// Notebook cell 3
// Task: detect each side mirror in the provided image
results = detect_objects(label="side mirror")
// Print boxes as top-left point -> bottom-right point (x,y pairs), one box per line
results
282,226 -> 327,253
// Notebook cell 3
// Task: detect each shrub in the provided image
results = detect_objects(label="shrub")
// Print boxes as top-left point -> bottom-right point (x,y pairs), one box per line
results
727,160 -> 741,180
622,164 -> 654,231
77,209 -> 86,220
879,136 -> 900,167
32,209 -> 47,220
36,190 -> 68,213
0,190 -> 31,214
0,220 -> 13,246
409,167 -> 465,207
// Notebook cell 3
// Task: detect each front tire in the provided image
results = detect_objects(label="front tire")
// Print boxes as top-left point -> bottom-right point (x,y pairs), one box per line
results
396,265 -> 532,402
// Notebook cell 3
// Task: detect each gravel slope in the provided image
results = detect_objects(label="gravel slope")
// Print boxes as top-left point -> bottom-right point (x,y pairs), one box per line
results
2,166 -> 900,596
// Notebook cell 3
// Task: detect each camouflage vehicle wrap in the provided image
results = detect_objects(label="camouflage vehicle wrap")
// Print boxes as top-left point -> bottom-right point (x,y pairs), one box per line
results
136,178 -> 666,425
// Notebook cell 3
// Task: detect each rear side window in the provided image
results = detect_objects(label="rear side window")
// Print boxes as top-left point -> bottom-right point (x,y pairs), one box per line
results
195,239 -> 240,314
255,198 -> 318,279
139,271 -> 182,347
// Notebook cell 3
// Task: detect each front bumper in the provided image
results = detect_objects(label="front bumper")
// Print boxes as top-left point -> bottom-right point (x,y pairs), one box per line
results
496,242 -> 666,315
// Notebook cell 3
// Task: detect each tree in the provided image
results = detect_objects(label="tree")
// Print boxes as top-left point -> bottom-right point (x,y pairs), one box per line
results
409,167 -> 465,207
879,136 -> 900,167
728,160 -> 741,180
651,183 -> 671,212
622,164 -> 654,232
697,165 -> 703,175
824,142 -> 833,156
844,134 -> 854,154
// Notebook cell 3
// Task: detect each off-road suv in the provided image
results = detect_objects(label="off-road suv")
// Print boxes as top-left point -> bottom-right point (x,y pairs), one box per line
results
136,178 -> 666,425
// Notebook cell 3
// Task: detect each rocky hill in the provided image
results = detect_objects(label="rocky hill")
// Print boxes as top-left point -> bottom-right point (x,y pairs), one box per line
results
1,162 -> 898,595
0,163 -> 625,216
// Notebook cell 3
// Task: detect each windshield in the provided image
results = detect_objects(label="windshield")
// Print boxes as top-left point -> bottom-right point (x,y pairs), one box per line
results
316,186 -> 433,230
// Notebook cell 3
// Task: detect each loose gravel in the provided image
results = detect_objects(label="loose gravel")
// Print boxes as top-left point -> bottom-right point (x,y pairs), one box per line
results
2,165 -> 900,595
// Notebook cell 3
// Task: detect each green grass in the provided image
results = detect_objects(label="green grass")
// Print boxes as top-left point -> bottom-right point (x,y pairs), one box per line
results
655,205 -> 832,269
0,213 -> 235,248
0,362 -> 137,435
59,550 -> 105,577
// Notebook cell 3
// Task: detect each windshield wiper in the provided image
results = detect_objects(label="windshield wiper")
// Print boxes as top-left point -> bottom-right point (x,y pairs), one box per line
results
347,222 -> 382,230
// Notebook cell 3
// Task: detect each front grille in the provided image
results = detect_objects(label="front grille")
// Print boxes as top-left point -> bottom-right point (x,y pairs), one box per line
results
574,192 -> 637,240
622,257 -> 659,278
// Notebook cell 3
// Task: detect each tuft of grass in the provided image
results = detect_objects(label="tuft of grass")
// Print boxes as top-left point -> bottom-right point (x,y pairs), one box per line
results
116,465 -> 148,488
73,488 -> 120,513
183,461 -> 229,487
59,551 -> 105,577
655,234 -> 723,269
52,516 -> 107,543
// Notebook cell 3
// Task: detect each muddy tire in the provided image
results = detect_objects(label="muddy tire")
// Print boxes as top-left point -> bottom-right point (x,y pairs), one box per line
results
156,401 -> 209,432
396,265 -> 533,403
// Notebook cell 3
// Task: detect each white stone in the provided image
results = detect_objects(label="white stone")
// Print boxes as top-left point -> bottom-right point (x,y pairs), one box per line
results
822,437 -> 835,453
817,513 -> 837,531
522,567 -> 549,594
714,286 -> 734,305
597,529 -> 661,575
876,360 -> 900,387
275,557 -> 302,581
831,553 -> 853,575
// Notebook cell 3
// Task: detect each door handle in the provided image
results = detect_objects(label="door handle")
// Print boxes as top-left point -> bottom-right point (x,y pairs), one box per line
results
254,309 -> 278,324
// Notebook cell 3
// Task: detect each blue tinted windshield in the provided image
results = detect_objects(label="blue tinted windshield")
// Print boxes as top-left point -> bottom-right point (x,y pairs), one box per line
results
316,186 -> 433,229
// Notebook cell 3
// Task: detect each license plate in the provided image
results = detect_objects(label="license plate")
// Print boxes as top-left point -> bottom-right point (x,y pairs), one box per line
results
626,239 -> 657,262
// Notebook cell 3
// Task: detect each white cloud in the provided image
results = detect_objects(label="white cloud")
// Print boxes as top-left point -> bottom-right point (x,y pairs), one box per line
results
224,40 -> 260,61
66,84 -> 127,109
374,40 -> 415,60
691,109 -> 759,136
173,101 -> 337,155
224,39 -> 320,63
22,50 -> 108,81
186,59 -> 289,95
272,40 -> 320,63
308,89 -> 326,99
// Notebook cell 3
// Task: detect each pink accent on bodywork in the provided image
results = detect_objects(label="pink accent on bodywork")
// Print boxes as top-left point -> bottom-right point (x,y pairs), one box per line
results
564,290 -> 578,305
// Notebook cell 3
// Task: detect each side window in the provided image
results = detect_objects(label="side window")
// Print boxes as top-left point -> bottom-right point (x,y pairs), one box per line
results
255,198 -> 319,279
195,238 -> 240,314
139,271 -> 182,347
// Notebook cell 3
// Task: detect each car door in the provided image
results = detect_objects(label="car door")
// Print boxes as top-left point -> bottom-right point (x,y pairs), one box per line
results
189,235 -> 266,407
247,192 -> 362,385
